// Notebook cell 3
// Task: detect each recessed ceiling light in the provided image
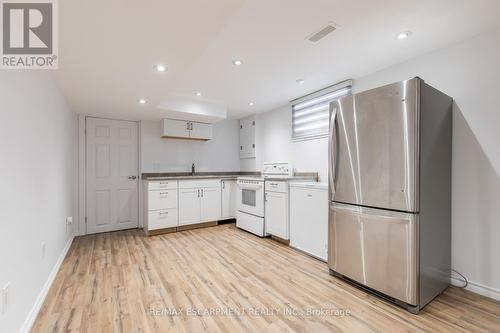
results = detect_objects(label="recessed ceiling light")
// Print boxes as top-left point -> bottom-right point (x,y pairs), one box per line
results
248,102 -> 254,106
296,79 -> 305,84
137,98 -> 147,104
154,64 -> 167,72
195,92 -> 202,96
396,31 -> 412,40
232,59 -> 243,66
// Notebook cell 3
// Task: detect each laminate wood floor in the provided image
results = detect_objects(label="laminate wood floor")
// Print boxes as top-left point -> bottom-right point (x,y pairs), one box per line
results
32,224 -> 500,333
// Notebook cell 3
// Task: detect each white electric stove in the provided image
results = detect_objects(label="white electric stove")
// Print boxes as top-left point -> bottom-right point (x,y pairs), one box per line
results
236,162 -> 293,237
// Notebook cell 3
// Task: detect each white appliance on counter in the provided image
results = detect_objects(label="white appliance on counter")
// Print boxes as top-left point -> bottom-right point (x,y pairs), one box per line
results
289,182 -> 328,260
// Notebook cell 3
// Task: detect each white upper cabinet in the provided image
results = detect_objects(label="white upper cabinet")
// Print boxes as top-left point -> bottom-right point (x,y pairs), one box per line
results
239,116 -> 256,158
162,119 -> 190,138
162,119 -> 212,140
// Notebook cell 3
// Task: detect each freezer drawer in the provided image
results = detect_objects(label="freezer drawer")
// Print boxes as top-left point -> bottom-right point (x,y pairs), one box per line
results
328,202 -> 418,305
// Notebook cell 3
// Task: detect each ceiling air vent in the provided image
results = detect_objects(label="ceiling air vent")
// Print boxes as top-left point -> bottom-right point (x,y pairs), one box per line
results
307,24 -> 337,42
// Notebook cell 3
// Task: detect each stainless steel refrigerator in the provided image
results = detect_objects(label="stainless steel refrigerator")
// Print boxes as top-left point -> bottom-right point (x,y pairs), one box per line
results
328,77 -> 452,313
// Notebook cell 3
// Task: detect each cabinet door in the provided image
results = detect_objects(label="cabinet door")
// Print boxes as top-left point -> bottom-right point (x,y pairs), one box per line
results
178,188 -> 201,226
200,187 -> 221,222
221,180 -> 237,219
289,187 -> 328,260
265,192 -> 289,239
239,117 -> 255,158
162,119 -> 190,138
190,122 -> 212,140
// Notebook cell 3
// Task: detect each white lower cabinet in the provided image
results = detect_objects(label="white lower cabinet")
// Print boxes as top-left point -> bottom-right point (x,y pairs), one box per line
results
265,181 -> 289,240
200,187 -> 221,222
221,179 -> 237,219
289,183 -> 328,260
178,188 -> 201,226
144,181 -> 179,231
178,180 -> 221,226
148,209 -> 178,230
144,178 -> 226,234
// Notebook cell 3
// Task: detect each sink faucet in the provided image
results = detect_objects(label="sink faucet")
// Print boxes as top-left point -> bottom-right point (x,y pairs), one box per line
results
191,163 -> 195,176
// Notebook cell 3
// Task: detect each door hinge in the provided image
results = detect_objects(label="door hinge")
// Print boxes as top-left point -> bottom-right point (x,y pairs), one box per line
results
85,216 -> 87,224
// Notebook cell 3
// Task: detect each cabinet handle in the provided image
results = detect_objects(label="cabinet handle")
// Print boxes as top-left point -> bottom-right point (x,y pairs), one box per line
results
222,181 -> 225,189
187,122 -> 190,130
197,189 -> 200,197
190,123 -> 193,130
201,189 -> 204,197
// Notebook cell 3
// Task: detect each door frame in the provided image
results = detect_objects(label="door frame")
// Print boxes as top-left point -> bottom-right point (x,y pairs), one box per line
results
77,115 -> 141,235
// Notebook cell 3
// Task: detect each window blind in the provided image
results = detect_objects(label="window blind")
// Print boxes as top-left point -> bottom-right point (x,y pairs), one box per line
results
291,80 -> 352,140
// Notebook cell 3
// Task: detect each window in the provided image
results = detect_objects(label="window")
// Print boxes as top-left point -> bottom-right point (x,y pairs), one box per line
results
291,80 -> 352,141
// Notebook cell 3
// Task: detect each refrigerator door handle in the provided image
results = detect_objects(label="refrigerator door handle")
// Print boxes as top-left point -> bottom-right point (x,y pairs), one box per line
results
329,105 -> 338,197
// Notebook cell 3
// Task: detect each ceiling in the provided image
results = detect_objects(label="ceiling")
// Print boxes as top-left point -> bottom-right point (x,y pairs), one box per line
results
53,0 -> 500,121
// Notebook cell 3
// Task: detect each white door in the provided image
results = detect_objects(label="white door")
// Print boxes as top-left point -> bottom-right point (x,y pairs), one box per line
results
265,192 -> 289,239
86,118 -> 138,234
221,180 -> 237,219
200,187 -> 221,222
190,122 -> 212,140
178,188 -> 201,226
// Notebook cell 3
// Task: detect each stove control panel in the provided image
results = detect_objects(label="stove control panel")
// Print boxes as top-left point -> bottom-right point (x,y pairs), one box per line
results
262,162 -> 293,177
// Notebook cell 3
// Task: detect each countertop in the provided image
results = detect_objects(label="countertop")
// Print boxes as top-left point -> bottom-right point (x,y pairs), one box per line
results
142,172 -> 319,182
142,171 -> 259,181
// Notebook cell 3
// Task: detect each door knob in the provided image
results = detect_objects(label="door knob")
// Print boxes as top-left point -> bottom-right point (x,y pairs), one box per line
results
128,176 -> 137,180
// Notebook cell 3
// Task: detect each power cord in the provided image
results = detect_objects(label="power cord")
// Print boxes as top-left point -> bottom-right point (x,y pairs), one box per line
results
450,269 -> 468,288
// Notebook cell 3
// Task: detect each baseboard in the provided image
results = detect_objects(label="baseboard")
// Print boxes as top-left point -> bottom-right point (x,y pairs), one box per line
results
451,276 -> 500,301
18,235 -> 74,333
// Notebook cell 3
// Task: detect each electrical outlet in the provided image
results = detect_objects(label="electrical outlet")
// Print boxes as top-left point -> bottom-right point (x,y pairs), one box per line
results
41,242 -> 46,259
66,216 -> 73,232
1,283 -> 10,315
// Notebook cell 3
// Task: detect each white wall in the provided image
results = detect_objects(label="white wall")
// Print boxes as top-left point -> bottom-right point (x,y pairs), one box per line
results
141,119 -> 240,173
252,109 -> 329,181
352,27 -> 500,298
0,72 -> 77,332
251,26 -> 500,298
